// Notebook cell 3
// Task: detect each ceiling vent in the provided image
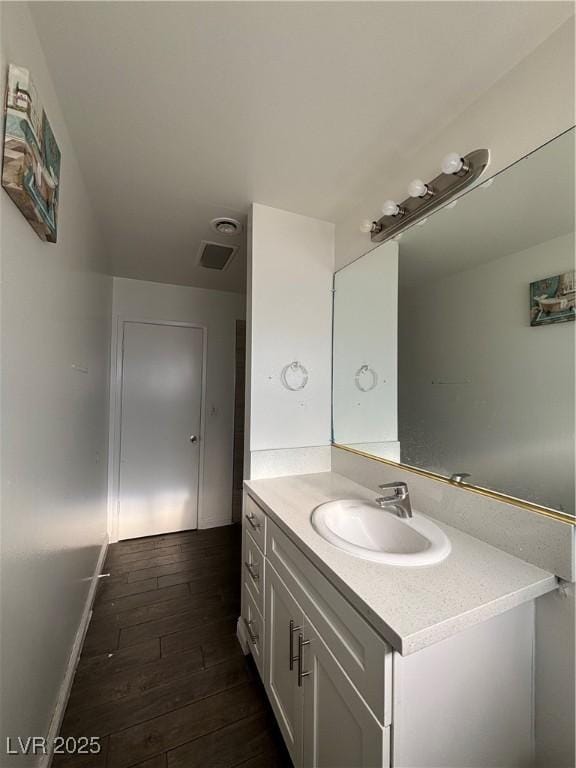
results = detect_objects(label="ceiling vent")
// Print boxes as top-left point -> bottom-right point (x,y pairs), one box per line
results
197,240 -> 238,271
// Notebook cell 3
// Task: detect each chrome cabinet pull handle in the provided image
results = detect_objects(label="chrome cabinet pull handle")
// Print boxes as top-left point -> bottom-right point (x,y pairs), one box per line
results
297,633 -> 310,686
244,617 -> 258,644
245,512 -> 261,531
289,619 -> 302,670
244,560 -> 260,582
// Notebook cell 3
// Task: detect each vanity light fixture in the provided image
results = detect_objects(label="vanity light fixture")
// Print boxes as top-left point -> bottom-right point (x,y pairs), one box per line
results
408,179 -> 433,199
441,152 -> 469,176
382,199 -> 405,217
362,148 -> 490,243
359,219 -> 382,234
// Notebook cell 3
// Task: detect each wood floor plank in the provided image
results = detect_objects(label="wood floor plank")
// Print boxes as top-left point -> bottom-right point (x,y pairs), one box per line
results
81,624 -> 120,657
128,551 -> 236,583
107,549 -> 206,576
161,617 -> 237,656
152,528 -> 236,548
166,712 -> 277,768
94,577 -> 158,604
75,639 -> 161,680
130,756 -> 167,768
107,681 -> 266,768
112,538 -> 157,554
62,657 -> 254,741
68,645 -> 204,710
106,544 -> 182,565
118,597 -> 230,648
92,593 -> 217,631
202,634 -> 245,669
158,564 -> 238,589
232,750 -> 292,768
187,573 -> 238,596
91,583 -> 189,617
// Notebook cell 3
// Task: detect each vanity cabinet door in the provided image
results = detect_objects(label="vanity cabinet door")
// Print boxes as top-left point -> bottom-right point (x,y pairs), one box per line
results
301,618 -> 390,768
265,563 -> 304,766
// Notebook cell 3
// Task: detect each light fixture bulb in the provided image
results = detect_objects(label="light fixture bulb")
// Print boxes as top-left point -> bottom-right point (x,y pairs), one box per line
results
408,179 -> 429,198
441,152 -> 464,175
382,199 -> 401,217
360,219 -> 374,234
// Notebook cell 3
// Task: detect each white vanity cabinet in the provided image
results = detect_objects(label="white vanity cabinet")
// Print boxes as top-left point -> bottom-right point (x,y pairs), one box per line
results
266,560 -> 389,768
241,492 -> 391,768
240,495 -> 267,678
266,563 -> 305,760
240,490 -> 536,768
302,617 -> 389,768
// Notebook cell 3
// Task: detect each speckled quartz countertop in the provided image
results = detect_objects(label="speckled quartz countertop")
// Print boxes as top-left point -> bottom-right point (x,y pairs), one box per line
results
245,471 -> 558,655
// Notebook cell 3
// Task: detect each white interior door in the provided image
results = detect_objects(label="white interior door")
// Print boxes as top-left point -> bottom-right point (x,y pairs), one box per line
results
118,322 -> 204,540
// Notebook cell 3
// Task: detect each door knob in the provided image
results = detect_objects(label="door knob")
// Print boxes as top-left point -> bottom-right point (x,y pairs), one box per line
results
189,435 -> 198,444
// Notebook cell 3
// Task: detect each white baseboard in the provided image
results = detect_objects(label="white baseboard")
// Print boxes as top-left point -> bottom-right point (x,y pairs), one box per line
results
39,537 -> 109,768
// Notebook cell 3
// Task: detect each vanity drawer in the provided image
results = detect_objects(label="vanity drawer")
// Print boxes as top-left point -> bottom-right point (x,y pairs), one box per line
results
266,519 -> 392,725
243,493 -> 267,553
243,529 -> 265,614
242,583 -> 265,678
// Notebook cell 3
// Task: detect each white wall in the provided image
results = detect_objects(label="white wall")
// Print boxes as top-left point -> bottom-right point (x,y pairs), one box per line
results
333,241 -> 398,447
399,232 -> 575,515
335,19 -> 575,270
246,204 -> 334,477
109,277 -> 245,533
0,2 -> 112,761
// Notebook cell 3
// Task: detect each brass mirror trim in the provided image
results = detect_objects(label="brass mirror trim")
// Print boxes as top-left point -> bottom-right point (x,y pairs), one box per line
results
333,443 -> 576,526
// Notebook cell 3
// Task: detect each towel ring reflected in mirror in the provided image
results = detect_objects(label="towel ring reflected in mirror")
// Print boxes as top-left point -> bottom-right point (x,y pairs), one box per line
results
354,364 -> 379,392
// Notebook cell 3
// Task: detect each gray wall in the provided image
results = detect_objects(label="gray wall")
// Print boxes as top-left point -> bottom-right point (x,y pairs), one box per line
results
0,3 -> 112,759
399,232 -> 575,515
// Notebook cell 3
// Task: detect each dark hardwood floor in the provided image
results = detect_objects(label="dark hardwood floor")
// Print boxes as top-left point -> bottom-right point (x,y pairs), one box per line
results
55,525 -> 291,768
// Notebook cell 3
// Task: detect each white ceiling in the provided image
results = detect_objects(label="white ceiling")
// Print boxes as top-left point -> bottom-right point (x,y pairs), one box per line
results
30,2 -> 574,293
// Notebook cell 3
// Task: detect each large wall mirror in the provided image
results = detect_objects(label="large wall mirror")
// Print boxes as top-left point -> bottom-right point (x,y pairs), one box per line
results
333,128 -> 575,520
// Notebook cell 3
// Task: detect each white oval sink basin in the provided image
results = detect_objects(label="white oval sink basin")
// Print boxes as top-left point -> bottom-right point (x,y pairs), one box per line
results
311,499 -> 451,566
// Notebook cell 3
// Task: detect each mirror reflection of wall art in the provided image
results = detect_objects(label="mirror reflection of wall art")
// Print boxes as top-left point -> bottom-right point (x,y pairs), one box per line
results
2,64 -> 61,242
530,270 -> 575,327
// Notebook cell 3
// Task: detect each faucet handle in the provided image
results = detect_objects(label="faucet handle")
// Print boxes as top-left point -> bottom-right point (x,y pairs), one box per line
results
378,481 -> 409,499
449,472 -> 471,484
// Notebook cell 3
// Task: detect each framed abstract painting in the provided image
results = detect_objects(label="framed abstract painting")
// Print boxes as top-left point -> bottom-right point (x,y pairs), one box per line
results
2,63 -> 61,242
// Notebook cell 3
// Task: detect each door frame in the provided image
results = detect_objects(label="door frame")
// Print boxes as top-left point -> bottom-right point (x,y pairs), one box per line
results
107,317 -> 208,542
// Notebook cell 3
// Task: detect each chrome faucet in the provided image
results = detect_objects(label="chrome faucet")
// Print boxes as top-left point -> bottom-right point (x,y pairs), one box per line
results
375,481 -> 413,518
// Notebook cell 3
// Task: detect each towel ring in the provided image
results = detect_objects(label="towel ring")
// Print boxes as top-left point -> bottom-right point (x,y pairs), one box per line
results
354,364 -> 378,392
281,361 -> 309,391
